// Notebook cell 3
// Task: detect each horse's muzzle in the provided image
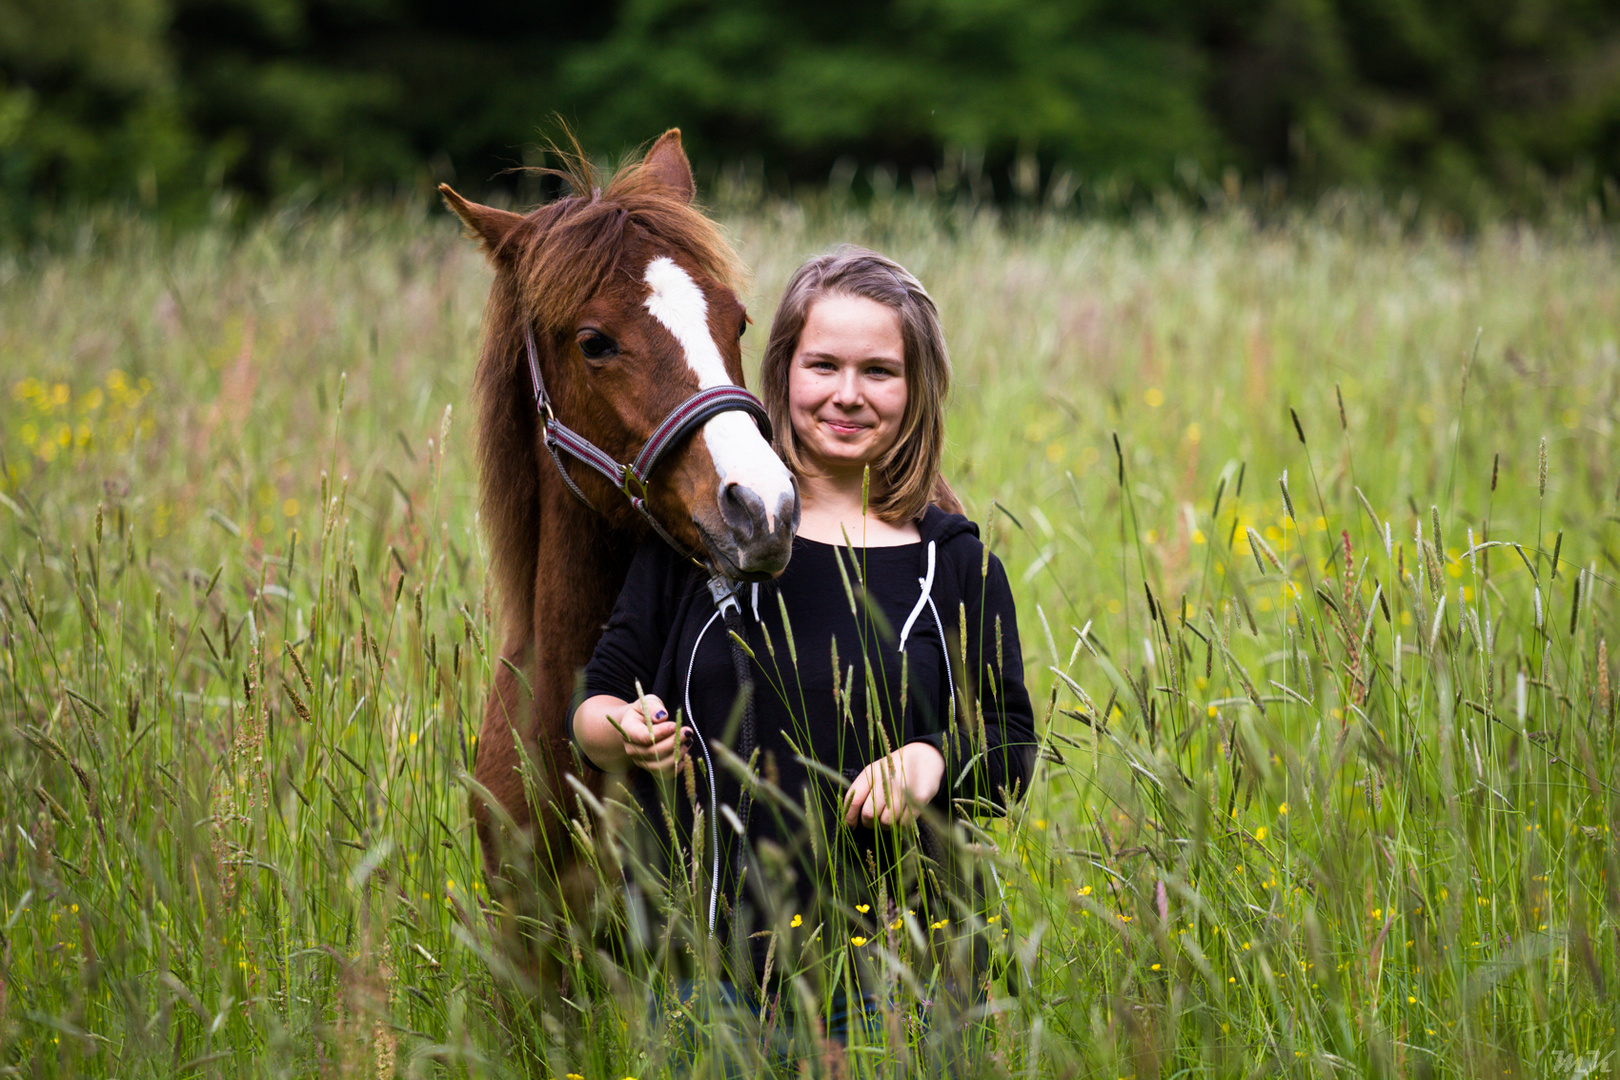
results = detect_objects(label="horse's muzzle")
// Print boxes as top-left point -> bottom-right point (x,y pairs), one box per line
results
711,480 -> 799,579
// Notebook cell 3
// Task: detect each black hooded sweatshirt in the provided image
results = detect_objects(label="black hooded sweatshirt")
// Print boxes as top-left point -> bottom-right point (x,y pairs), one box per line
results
574,505 -> 1036,978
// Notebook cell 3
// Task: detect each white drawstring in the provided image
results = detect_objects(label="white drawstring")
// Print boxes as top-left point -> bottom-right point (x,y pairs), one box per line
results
899,539 -> 955,726
897,541 -> 937,651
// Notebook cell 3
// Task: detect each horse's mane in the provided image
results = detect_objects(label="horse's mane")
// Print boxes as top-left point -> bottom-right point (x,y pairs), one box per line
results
475,140 -> 744,639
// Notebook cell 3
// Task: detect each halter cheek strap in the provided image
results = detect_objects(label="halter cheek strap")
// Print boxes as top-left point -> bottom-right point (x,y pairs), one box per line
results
523,324 -> 774,566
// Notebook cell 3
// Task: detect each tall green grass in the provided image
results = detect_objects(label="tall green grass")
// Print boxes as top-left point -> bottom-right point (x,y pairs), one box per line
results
1,194 -> 1616,1078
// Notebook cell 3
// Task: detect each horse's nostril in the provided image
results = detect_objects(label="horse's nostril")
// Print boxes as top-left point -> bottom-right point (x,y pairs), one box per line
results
720,481 -> 768,537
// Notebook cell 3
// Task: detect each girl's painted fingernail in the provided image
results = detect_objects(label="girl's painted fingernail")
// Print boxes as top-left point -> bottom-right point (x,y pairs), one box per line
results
655,709 -> 668,720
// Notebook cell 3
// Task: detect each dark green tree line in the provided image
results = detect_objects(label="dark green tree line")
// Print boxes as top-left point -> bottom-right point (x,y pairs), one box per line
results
2,0 -> 1618,227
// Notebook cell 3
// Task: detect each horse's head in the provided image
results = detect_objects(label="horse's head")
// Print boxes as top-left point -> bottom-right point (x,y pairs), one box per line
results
442,131 -> 798,585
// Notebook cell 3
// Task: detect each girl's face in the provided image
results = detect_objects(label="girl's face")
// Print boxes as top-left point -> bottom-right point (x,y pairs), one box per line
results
786,293 -> 908,479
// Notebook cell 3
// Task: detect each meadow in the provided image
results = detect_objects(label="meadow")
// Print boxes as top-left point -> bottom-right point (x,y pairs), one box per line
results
1,188 -> 1617,1078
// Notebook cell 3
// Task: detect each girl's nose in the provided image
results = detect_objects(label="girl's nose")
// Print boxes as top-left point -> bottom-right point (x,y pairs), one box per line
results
831,366 -> 861,405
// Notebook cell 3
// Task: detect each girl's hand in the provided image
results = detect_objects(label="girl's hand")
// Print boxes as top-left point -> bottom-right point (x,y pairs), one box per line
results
574,693 -> 686,776
843,742 -> 945,827
610,694 -> 685,777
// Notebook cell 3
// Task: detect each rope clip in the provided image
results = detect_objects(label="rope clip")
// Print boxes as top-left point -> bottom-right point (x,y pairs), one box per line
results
707,575 -> 741,617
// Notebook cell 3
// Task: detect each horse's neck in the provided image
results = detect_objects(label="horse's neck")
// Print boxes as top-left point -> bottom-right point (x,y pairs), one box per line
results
524,473 -> 638,710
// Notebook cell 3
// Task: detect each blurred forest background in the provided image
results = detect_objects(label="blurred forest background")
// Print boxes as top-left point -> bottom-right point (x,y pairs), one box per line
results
3,0 -> 1620,232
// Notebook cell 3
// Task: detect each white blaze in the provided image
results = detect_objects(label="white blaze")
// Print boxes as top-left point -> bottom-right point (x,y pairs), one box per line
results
642,256 -> 793,530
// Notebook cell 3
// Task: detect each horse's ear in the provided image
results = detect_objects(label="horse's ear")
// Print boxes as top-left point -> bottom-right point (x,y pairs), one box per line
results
642,129 -> 695,203
440,184 -> 525,260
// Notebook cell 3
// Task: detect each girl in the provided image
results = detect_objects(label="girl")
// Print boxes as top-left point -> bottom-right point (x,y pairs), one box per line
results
570,246 -> 1034,1037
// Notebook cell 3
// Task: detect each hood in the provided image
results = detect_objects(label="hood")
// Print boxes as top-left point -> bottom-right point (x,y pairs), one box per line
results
917,503 -> 980,546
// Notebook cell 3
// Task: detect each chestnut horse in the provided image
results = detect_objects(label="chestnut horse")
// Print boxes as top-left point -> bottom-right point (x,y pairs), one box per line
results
440,131 -> 798,976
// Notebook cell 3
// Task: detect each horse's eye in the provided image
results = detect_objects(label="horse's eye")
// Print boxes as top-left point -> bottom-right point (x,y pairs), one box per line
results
737,320 -> 747,340
577,331 -> 618,360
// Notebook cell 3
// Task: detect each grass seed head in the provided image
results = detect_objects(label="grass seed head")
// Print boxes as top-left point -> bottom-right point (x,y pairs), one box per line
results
1246,527 -> 1280,573
1568,571 -> 1581,635
1599,638 -> 1612,727
282,679 -> 312,722
1354,485 -> 1379,536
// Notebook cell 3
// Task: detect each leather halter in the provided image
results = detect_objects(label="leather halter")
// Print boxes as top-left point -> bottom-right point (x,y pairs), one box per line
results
523,324 -> 773,567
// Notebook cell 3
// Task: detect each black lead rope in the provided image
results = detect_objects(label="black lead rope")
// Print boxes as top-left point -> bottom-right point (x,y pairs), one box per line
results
708,578 -> 757,924
723,607 -> 756,879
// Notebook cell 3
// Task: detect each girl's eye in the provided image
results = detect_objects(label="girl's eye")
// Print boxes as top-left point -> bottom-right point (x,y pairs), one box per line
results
578,331 -> 618,360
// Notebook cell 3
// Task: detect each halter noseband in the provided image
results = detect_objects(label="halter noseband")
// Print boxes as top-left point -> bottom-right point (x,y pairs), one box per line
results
523,324 -> 773,567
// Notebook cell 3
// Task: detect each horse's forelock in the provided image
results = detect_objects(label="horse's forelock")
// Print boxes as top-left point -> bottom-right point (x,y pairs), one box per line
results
508,154 -> 743,341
